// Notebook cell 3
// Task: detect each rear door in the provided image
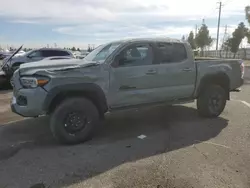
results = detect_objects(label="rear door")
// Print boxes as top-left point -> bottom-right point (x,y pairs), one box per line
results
153,42 -> 196,100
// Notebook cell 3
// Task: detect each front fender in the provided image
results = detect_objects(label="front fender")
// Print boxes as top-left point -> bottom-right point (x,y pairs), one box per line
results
43,83 -> 108,113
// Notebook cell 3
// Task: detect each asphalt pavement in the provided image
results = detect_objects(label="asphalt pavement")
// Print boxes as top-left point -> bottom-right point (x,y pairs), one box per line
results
0,68 -> 250,188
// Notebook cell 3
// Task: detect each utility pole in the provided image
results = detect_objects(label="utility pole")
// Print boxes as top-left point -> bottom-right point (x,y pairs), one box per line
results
195,24 -> 198,37
216,1 -> 222,51
222,25 -> 227,47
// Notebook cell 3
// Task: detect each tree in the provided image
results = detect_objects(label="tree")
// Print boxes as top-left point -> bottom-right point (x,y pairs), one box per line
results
87,45 -> 91,52
77,48 -> 80,51
225,22 -> 248,58
245,6 -> 250,43
181,35 -> 185,41
221,37 -> 231,58
71,47 -> 76,51
187,31 -> 196,50
195,24 -> 213,55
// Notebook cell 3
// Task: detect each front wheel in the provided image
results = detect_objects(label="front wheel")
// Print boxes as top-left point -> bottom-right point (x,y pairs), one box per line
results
50,97 -> 100,144
197,84 -> 227,118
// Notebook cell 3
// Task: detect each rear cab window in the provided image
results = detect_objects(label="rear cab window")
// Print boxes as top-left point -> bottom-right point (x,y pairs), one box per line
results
156,42 -> 187,64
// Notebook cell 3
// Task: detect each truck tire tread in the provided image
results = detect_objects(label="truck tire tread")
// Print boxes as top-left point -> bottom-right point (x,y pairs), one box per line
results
197,84 -> 227,118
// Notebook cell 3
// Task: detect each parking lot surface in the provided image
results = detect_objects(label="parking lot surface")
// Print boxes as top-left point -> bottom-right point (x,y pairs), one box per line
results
0,67 -> 250,188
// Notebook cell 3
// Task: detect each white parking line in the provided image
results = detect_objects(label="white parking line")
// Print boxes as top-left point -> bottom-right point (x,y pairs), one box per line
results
240,101 -> 250,108
231,99 -> 250,108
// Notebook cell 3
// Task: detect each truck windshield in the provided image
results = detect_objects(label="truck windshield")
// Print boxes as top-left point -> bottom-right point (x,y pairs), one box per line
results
84,42 -> 121,62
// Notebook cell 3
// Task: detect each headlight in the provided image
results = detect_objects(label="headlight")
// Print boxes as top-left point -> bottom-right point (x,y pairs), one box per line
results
20,76 -> 49,88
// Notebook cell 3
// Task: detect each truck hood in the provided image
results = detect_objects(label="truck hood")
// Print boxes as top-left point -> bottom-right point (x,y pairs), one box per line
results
19,59 -> 101,75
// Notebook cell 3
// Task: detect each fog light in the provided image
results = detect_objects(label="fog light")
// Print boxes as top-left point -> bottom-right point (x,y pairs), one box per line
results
17,96 -> 27,106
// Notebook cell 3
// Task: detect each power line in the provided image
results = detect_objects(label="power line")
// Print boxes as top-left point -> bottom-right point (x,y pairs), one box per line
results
223,0 -> 234,6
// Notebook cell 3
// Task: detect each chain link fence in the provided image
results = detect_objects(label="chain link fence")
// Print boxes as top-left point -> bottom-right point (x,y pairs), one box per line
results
202,48 -> 250,59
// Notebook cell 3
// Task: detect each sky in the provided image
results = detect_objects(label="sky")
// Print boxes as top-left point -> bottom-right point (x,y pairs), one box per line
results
0,0 -> 249,49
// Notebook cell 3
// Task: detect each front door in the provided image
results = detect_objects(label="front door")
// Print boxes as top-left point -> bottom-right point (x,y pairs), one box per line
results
109,43 -> 161,108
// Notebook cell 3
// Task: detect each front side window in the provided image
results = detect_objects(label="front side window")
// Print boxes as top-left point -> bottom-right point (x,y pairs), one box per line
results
116,44 -> 153,67
28,50 -> 42,58
156,42 -> 187,63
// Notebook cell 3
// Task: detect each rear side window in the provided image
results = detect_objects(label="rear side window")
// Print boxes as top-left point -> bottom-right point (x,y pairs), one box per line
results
41,50 -> 71,57
55,50 -> 71,56
41,50 -> 55,57
156,42 -> 187,63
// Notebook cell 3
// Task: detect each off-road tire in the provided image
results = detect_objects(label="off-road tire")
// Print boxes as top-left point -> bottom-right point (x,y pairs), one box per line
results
50,97 -> 99,144
197,84 -> 227,118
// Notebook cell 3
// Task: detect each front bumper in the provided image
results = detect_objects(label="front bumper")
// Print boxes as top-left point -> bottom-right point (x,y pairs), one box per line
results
11,87 -> 48,117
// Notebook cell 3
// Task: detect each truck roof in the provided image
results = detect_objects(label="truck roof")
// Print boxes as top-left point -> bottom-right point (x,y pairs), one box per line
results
111,37 -> 183,44
38,48 -> 71,51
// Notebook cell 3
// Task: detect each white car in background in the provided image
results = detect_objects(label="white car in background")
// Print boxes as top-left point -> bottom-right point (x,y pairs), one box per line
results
73,50 -> 90,59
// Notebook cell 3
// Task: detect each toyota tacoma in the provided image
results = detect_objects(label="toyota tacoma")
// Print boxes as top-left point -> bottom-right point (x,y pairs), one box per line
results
10,38 -> 244,144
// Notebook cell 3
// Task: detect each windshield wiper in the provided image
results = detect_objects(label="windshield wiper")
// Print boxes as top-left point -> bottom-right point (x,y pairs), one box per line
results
2,45 -> 23,69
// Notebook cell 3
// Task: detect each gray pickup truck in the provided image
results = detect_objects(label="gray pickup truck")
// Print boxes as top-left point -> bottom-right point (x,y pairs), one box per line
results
10,38 -> 244,144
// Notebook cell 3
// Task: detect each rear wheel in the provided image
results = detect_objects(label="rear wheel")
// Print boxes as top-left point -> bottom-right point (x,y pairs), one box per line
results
50,97 -> 100,144
197,84 -> 227,117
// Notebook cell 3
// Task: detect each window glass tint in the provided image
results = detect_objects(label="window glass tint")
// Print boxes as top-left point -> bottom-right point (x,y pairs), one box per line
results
41,50 -> 70,57
54,51 -> 70,56
41,50 -> 56,57
157,42 -> 187,63
118,44 -> 153,67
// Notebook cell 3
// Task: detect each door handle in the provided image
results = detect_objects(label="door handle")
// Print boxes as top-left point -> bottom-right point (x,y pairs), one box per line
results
182,68 -> 192,72
146,69 -> 157,75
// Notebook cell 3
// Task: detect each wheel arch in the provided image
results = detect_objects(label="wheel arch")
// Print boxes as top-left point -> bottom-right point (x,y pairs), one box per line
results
43,83 -> 108,117
196,72 -> 230,100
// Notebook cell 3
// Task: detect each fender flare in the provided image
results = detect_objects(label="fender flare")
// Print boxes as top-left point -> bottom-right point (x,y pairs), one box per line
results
43,83 -> 108,114
196,72 -> 230,99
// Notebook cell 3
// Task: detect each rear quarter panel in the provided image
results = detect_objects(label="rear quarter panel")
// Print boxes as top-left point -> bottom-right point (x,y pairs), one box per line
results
194,59 -> 242,97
